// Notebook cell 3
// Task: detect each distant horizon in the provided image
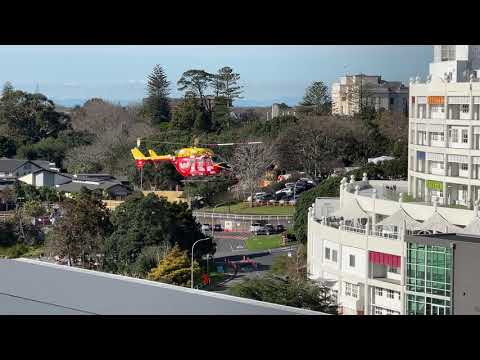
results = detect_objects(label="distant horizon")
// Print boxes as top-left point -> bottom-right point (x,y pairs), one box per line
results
0,45 -> 433,108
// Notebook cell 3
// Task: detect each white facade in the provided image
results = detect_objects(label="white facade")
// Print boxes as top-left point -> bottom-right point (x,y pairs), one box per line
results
307,175 -> 478,315
331,74 -> 408,116
408,45 -> 480,208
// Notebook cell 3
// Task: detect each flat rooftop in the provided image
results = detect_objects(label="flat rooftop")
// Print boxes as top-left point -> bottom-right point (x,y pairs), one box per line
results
407,233 -> 480,244
0,259 -> 323,315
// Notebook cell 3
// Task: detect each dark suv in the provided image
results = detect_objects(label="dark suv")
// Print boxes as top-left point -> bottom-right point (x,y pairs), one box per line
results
213,224 -> 223,232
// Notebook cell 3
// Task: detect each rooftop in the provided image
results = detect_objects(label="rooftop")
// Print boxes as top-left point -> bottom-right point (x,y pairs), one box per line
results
0,259 -> 323,315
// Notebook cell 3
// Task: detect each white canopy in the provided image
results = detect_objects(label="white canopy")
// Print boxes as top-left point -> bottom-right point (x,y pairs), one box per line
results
376,207 -> 422,231
459,217 -> 480,235
420,211 -> 463,233
333,199 -> 369,220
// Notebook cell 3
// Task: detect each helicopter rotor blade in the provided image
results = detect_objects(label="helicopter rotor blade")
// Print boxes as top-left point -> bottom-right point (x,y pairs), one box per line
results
201,141 -> 263,147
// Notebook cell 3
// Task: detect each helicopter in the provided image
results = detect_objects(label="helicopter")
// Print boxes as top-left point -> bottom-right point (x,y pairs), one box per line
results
131,138 -> 263,178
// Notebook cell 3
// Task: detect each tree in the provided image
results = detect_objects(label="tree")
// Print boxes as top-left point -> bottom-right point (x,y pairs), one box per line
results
293,176 -> 342,243
103,193 -> 213,275
147,244 -> 200,287
22,199 -> 46,219
229,274 -> 337,313
230,143 -> 276,207
299,81 -> 331,115
271,243 -> 308,279
145,65 -> 171,125
0,88 -> 71,146
171,97 -> 212,132
46,188 -> 112,267
0,135 -> 16,157
177,70 -> 213,111
216,66 -> 243,103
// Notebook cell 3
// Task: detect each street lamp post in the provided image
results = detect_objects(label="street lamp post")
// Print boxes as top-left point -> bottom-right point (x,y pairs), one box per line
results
191,238 -> 209,289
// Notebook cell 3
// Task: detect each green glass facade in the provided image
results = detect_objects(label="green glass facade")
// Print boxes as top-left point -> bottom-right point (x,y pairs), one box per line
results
406,243 -> 452,315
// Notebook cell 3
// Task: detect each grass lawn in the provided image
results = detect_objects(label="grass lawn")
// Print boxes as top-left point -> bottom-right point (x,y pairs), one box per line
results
246,234 -> 285,251
203,202 -> 295,216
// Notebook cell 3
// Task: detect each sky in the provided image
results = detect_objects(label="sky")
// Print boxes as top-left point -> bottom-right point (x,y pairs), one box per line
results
0,45 -> 433,107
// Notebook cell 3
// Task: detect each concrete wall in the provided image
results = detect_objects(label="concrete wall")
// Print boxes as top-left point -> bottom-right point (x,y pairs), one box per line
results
341,245 -> 366,278
453,241 -> 480,315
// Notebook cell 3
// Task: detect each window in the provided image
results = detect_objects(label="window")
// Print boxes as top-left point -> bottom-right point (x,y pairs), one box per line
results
387,266 -> 399,274
345,282 -> 359,299
462,104 -> 470,113
332,250 -> 338,262
349,254 -> 355,267
373,306 -> 383,315
375,288 -> 383,297
461,163 -> 468,171
441,45 -> 456,61
449,129 -> 459,143
325,247 -> 330,260
462,129 -> 468,143
387,290 -> 395,299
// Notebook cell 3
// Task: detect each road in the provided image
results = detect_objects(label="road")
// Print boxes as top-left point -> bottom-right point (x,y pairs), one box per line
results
209,231 -> 298,293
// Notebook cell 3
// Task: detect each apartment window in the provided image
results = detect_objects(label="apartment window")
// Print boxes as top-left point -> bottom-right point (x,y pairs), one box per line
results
462,104 -> 470,113
449,129 -> 459,143
332,250 -> 338,263
345,282 -> 359,299
349,254 -> 355,267
387,266 -> 399,274
386,309 -> 399,315
462,129 -> 469,143
431,132 -> 445,142
441,45 -> 456,61
375,288 -> 383,297
325,247 -> 331,260
387,290 -> 395,299
461,163 -> 468,171
373,306 -> 383,315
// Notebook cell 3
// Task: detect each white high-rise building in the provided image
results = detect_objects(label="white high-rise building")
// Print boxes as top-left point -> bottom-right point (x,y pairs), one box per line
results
306,46 -> 480,315
408,45 -> 480,208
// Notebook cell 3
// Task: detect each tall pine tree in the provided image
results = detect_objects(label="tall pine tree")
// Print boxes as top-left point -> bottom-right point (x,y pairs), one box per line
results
145,65 -> 171,125
217,66 -> 243,103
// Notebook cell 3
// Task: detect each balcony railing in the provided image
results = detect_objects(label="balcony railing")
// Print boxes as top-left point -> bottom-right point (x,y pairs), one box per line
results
321,218 -> 400,240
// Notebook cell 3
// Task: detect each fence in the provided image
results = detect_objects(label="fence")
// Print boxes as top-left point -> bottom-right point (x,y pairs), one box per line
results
193,211 -> 293,222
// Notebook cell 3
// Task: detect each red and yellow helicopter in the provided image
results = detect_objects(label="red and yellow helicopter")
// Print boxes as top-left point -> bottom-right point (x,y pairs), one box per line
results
131,139 -> 263,178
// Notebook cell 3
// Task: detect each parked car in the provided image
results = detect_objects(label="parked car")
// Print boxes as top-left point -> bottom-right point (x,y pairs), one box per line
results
254,226 -> 271,235
250,223 -> 263,233
201,224 -> 212,233
213,224 -> 223,232
276,188 -> 293,197
247,192 -> 268,202
264,224 -> 275,233
284,182 -> 296,189
276,224 -> 286,233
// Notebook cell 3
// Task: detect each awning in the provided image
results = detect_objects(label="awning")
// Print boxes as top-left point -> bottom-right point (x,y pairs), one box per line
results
333,198 -> 369,220
369,251 -> 401,268
428,125 -> 445,133
376,208 -> 422,231
427,180 -> 443,191
447,154 -> 468,163
417,96 -> 427,104
427,153 -> 444,162
417,151 -> 426,160
448,96 -> 470,104
420,211 -> 463,233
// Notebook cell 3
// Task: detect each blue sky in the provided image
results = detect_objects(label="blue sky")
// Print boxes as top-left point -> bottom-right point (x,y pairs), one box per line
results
0,45 -> 432,107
